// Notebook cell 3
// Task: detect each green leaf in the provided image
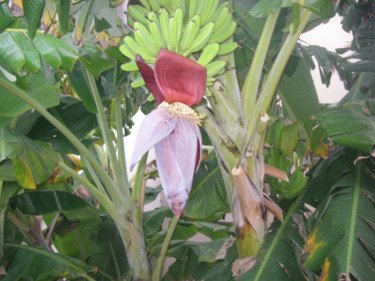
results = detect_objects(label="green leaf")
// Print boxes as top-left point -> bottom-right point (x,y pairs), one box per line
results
238,213 -> 307,281
0,127 -> 22,161
33,33 -> 80,72
0,159 -> 16,181
68,62 -> 97,113
2,244 -> 97,281
143,207 -> 172,238
320,106 -> 375,153
340,72 -> 375,104
27,96 -> 98,154
0,32 -> 25,73
11,31 -> 41,73
0,72 -> 60,117
10,190 -> 90,215
280,122 -> 299,156
184,156 -> 230,220
0,128 -> 60,189
304,162 -> 375,281
22,0 -> 44,39
279,57 -> 320,121
12,137 -> 61,189
249,0 -> 282,18
193,238 -> 235,263
282,0 -> 335,19
0,3 -> 15,32
79,40 -> 115,78
302,0 -> 335,19
56,0 -> 71,33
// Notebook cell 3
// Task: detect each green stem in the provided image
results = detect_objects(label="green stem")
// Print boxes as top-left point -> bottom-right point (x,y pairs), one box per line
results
58,162 -> 116,216
152,216 -> 179,281
83,69 -> 130,203
345,161 -> 361,275
114,79 -> 129,185
132,153 -> 148,223
196,105 -> 239,170
243,9 -> 313,156
59,162 -> 151,280
109,242 -> 122,281
242,11 -> 280,122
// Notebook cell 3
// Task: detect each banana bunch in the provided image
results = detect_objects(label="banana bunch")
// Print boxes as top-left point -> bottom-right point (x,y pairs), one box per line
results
119,0 -> 238,87
265,119 -> 308,199
278,168 -> 308,199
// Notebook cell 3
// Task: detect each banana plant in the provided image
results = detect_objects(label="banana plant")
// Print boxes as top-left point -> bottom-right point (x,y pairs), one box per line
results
0,0 -> 374,281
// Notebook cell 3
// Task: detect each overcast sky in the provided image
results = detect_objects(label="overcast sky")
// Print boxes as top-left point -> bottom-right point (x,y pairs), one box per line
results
300,15 -> 352,103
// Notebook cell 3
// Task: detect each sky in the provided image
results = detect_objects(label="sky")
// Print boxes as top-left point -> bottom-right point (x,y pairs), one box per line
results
300,15 -> 353,103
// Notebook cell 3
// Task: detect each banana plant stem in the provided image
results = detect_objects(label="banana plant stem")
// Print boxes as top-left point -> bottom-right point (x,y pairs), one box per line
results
152,216 -> 179,281
242,11 -> 280,122
243,9 -> 313,158
84,69 -> 130,203
114,78 -> 129,185
58,162 -> 116,215
132,153 -> 148,223
59,162 -> 151,280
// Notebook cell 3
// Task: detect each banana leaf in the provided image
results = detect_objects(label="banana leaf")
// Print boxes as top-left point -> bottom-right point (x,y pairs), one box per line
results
1,244 -> 97,281
303,152 -> 375,281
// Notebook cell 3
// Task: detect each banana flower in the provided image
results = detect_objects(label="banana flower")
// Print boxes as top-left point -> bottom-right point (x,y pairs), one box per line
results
131,49 -> 207,217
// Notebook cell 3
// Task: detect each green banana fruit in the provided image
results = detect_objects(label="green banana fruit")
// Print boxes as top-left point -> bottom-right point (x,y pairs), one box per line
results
211,2 -> 230,23
200,0 -> 219,25
212,7 -> 230,32
148,21 -> 166,49
127,5 -> 148,26
119,44 -> 136,60
209,21 -> 237,43
179,18 -> 199,52
197,43 -> 220,66
206,60 -> 226,77
184,21 -> 215,55
131,78 -> 146,88
148,0 -> 160,12
169,17 -> 178,52
188,0 -> 198,19
159,9 -> 171,49
280,168 -> 307,198
218,42 -> 238,56
134,29 -> 159,57
139,0 -> 150,10
121,61 -> 139,72
123,36 -> 154,61
174,8 -> 183,43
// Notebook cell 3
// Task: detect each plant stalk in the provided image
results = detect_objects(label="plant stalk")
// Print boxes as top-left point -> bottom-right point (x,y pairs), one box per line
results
152,216 -> 179,281
242,11 -> 280,122
132,153 -> 148,223
114,79 -> 129,185
59,162 -> 151,280
84,69 -> 130,203
243,9 -> 313,156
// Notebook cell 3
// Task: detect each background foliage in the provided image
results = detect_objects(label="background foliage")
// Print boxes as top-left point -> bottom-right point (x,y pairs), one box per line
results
0,0 -> 374,280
